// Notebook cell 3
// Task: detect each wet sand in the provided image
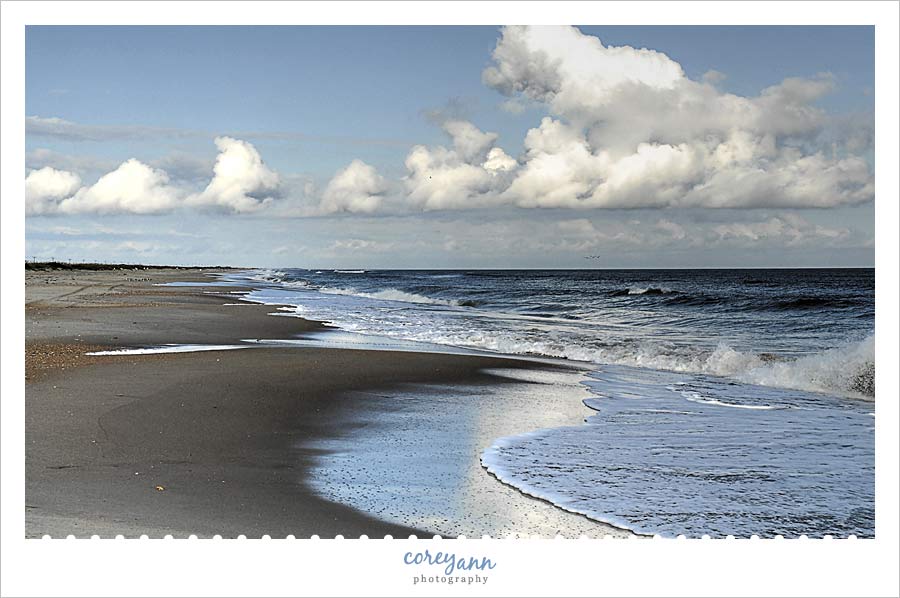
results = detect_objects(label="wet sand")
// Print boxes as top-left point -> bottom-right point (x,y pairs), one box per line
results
25,268 -> 629,538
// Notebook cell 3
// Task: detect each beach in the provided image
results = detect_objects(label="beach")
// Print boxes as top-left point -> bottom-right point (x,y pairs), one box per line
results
25,267 -> 629,538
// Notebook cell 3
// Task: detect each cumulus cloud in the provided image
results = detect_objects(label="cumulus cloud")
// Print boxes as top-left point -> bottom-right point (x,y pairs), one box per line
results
25,26 -> 873,218
482,147 -> 517,173
186,137 -> 280,213
25,137 -> 279,216
480,25 -> 873,210
25,167 -> 82,215
403,120 -> 517,210
58,159 -> 182,215
320,159 -> 388,214
442,120 -> 498,164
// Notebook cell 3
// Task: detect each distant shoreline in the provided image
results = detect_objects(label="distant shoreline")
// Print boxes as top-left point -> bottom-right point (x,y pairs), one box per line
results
25,261 -> 240,272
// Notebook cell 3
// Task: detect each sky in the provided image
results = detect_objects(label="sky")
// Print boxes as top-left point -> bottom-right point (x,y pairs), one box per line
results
24,25 -> 875,268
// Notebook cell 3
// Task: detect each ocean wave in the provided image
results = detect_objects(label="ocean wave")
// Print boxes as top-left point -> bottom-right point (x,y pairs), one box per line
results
580,334 -> 875,399
239,270 -> 874,399
334,269 -> 366,274
609,286 -> 678,297
318,286 -> 466,307
248,269 -> 287,283
483,362 -> 875,537
356,327 -> 875,399
282,279 -> 312,288
735,334 -> 874,398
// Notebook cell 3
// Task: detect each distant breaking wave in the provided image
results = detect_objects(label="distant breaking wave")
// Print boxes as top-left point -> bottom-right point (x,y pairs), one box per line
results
239,268 -> 875,399
279,294 -> 875,399
249,269 -> 287,283
318,286 -> 467,307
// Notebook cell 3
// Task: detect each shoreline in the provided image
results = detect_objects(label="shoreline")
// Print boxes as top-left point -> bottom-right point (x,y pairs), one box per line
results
25,267 -> 629,538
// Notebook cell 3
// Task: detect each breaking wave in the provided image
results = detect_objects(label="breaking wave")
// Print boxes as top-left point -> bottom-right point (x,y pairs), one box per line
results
734,334 -> 874,398
330,324 -> 874,399
248,269 -> 287,283
239,268 -> 874,400
318,286 -> 467,307
609,286 -> 678,296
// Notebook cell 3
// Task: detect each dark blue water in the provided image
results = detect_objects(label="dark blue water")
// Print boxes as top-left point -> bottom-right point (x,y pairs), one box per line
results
244,268 -> 873,396
235,268 -> 875,537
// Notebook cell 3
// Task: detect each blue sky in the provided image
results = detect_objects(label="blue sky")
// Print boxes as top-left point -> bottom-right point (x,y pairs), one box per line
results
25,26 -> 875,268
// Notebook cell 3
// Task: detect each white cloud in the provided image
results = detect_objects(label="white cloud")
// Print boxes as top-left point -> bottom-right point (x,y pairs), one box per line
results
503,117 -> 609,207
403,120 -> 515,210
25,137 -> 281,216
320,159 -> 388,214
479,26 -> 873,210
442,120 -> 498,164
58,159 -> 181,215
25,167 -> 82,215
404,144 -> 496,210
483,147 -> 517,173
186,137 -> 280,213
24,27 -> 873,219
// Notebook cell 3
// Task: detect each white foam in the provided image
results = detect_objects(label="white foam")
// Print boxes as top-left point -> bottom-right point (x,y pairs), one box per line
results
86,344 -> 248,356
414,332 -> 876,399
676,390 -> 782,410
239,272 -> 874,399
627,286 -> 674,295
248,269 -> 287,283
318,286 -> 462,307
479,367 -> 591,386
735,334 -> 874,399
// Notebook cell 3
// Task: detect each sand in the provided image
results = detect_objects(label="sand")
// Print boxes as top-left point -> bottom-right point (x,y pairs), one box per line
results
25,267 -> 629,538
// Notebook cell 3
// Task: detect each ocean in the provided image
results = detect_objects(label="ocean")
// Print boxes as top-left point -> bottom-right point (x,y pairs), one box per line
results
232,268 -> 875,537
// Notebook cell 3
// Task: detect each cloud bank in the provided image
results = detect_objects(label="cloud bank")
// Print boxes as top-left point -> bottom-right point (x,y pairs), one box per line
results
26,26 -> 873,217
480,26 -> 872,210
26,137 -> 281,216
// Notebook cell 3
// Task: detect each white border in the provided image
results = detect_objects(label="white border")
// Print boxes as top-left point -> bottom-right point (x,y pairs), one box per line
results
2,2 -> 898,597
